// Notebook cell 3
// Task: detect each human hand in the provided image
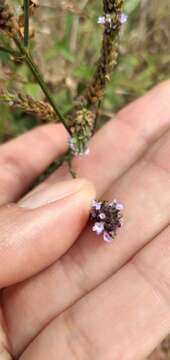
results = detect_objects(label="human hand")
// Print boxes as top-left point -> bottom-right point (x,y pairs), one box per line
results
1,81 -> 170,359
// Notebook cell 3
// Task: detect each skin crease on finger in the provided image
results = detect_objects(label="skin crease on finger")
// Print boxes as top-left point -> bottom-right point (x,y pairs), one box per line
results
2,82 -> 170,357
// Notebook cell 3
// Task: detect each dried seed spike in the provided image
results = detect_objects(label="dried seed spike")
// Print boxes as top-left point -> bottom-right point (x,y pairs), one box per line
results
12,93 -> 57,123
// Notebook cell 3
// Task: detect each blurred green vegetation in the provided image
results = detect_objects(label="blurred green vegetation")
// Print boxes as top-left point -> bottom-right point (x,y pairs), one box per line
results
0,0 -> 169,141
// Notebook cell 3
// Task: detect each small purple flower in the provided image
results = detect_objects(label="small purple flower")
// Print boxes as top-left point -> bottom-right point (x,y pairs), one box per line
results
92,200 -> 102,211
98,13 -> 128,30
97,14 -> 112,25
115,202 -> 124,211
103,231 -> 113,243
92,222 -> 104,235
119,13 -> 128,25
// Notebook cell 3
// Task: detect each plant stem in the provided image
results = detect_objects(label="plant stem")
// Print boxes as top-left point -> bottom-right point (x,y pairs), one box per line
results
13,34 -> 71,134
0,45 -> 19,57
24,0 -> 29,47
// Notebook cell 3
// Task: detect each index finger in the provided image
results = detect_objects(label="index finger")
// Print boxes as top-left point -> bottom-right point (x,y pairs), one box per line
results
0,123 -> 68,205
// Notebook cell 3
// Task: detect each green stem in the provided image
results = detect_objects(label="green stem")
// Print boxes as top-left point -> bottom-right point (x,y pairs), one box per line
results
14,34 -> 70,134
24,0 -> 29,47
0,45 -> 19,57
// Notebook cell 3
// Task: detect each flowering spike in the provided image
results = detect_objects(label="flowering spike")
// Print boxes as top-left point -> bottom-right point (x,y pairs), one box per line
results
67,108 -> 94,157
83,0 -> 126,106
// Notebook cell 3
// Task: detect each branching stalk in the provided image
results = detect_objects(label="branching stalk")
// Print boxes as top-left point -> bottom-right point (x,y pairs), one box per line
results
24,0 -> 29,47
0,45 -> 19,57
13,34 -> 71,134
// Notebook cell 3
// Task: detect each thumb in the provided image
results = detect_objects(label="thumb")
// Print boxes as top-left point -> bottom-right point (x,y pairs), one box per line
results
0,179 -> 95,287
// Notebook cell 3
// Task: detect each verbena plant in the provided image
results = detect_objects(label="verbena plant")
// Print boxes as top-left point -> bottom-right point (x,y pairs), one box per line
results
0,0 -> 127,175
0,0 -> 169,176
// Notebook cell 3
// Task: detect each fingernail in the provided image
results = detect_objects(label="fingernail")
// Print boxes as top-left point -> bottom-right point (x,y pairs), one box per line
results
19,179 -> 95,209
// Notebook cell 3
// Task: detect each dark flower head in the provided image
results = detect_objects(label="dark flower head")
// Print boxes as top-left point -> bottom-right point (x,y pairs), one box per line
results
91,199 -> 124,243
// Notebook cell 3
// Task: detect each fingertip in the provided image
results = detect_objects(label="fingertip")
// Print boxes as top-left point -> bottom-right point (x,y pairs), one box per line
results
57,178 -> 96,225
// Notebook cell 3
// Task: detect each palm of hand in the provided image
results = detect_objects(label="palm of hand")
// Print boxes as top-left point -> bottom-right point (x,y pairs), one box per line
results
0,82 -> 170,360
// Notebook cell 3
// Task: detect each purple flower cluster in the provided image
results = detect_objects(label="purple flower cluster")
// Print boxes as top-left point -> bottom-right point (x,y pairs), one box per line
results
97,13 -> 128,27
91,199 -> 124,243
